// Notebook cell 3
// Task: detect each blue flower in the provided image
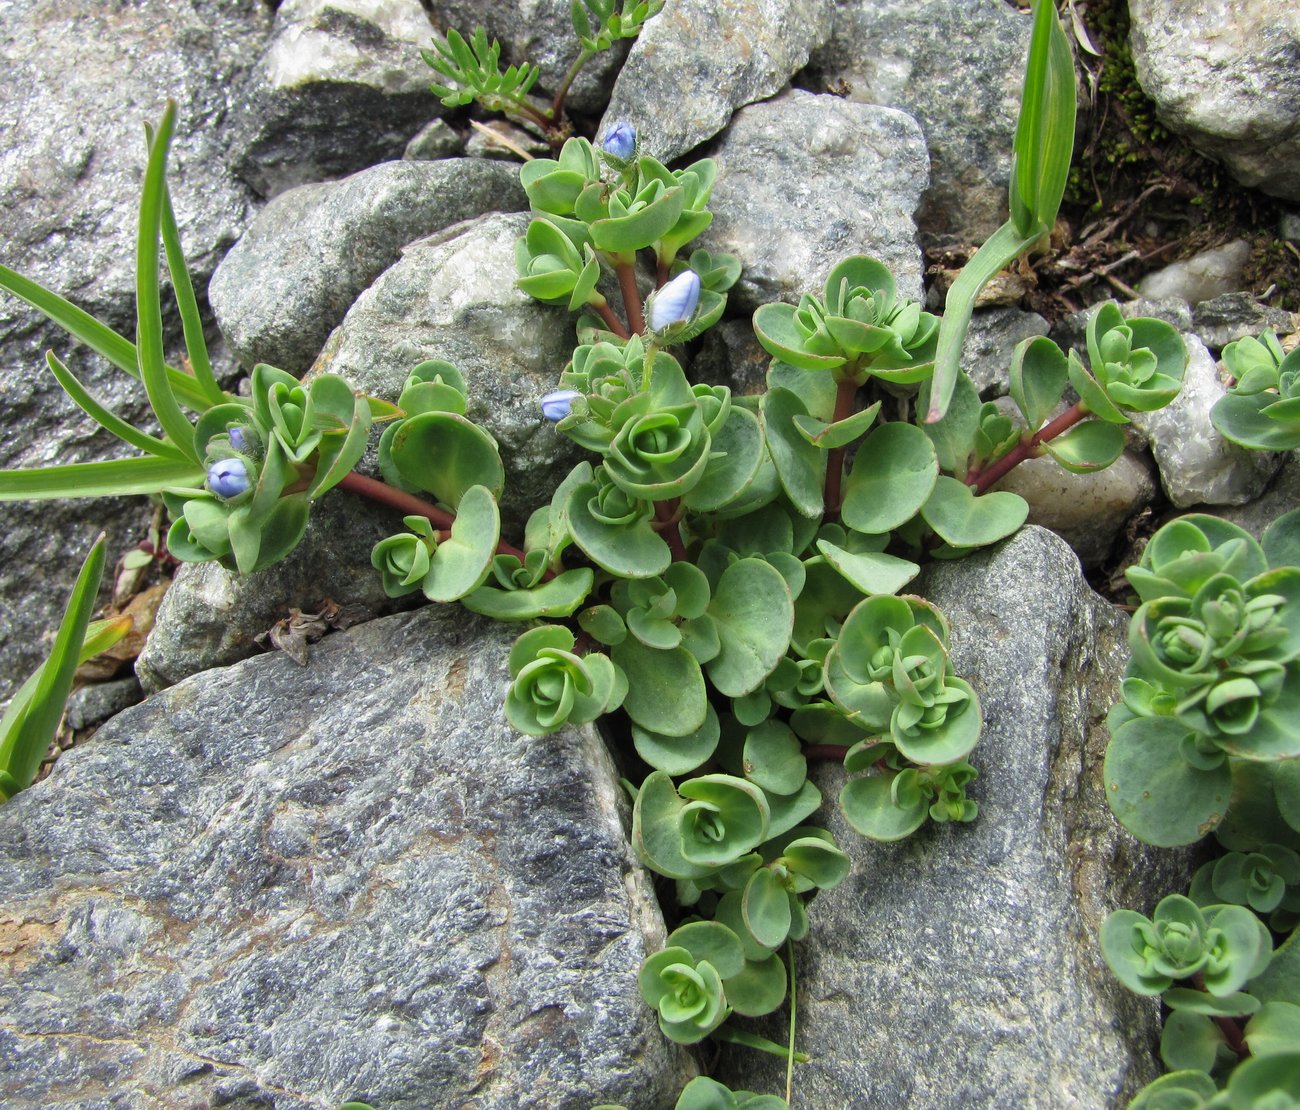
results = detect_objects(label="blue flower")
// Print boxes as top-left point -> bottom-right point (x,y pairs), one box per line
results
650,270 -> 701,332
603,121 -> 636,161
541,389 -> 582,422
228,426 -> 249,452
208,458 -> 251,499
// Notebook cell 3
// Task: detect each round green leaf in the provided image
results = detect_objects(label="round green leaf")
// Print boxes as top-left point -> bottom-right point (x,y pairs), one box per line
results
752,302 -> 845,372
633,705 -> 721,776
1246,1001 -> 1300,1058
841,421 -> 939,534
421,484 -> 499,602
816,538 -> 919,596
1160,1010 -> 1226,1074
1104,716 -> 1233,846
742,868 -> 792,949
722,953 -> 787,1018
1041,419 -> 1126,473
682,405 -> 764,513
1009,335 -> 1069,431
389,410 -> 504,508
666,920 -> 746,980
613,637 -> 707,737
761,387 -> 825,519
461,568 -> 595,620
840,772 -> 929,841
705,558 -> 795,698
920,475 -> 1029,548
742,720 -> 806,796
632,771 -> 716,881
566,480 -> 671,579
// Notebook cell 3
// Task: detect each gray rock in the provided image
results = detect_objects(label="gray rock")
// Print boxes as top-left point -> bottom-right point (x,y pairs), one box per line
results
136,492 -> 410,692
1283,211 -> 1300,242
210,159 -> 526,375
427,0 -> 631,117
1130,334 -> 1282,507
964,307 -> 1051,397
231,0 -> 443,197
64,677 -> 144,731
0,1 -> 266,701
311,212 -> 587,527
697,89 -> 928,311
1202,449 -> 1300,541
808,0 -> 1031,245
599,0 -> 834,165
1128,1 -> 1300,203
464,119 -> 552,161
1137,239 -> 1252,304
0,605 -> 693,1107
404,117 -> 464,160
720,526 -> 1188,1106
694,320 -> 771,399
1191,293 -> 1298,352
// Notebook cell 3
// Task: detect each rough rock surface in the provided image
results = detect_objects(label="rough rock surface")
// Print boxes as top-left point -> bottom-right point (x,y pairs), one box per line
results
312,212 -> 587,527
697,89 -> 929,310
807,0 -> 1030,244
720,526 -> 1189,1107
1190,294 -> 1298,352
1129,334 -> 1282,507
599,0 -> 834,165
991,445 -> 1159,568
426,0 -> 630,117
1137,239 -> 1252,304
210,159 -> 527,375
964,307 -> 1051,397
1209,449 -> 1300,541
0,0 -> 268,701
1128,1 -> 1300,203
230,0 -> 442,197
0,606 -> 693,1108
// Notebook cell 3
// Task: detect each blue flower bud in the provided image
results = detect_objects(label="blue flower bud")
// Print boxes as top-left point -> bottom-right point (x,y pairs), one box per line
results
208,458 -> 250,499
650,270 -> 701,332
228,426 -> 249,452
541,389 -> 582,423
603,121 -> 636,161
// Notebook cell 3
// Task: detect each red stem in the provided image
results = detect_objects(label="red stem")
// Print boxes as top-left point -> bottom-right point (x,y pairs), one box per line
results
615,261 -> 646,335
968,401 -> 1089,495
823,378 -> 859,516
338,471 -> 534,568
653,499 -> 689,562
657,256 -> 670,289
594,300 -> 631,340
804,744 -> 851,762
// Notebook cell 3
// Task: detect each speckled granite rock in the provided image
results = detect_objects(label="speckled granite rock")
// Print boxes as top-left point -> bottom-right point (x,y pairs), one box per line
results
1,605 -> 693,1108
599,0 -> 834,164
696,89 -> 929,310
719,526 -> 1189,1107
311,211 -> 586,528
807,0 -> 1031,245
1128,0 -> 1300,202
230,0 -> 442,197
210,159 -> 526,375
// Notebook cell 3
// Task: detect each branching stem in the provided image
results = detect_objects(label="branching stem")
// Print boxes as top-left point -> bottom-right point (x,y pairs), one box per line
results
548,48 -> 596,122
966,400 -> 1089,494
652,499 -> 689,562
615,260 -> 646,335
338,471 -> 534,568
593,299 -> 631,339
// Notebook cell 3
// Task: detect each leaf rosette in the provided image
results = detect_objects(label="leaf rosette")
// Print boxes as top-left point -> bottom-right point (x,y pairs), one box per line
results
1213,342 -> 1300,452
1071,303 -> 1186,420
504,626 -> 625,736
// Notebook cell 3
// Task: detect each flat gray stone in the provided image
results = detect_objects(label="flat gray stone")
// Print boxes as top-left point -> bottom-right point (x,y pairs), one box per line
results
210,159 -> 527,375
230,0 -> 442,196
599,0 -> 833,164
1,605 -> 693,1108
64,677 -> 143,731
808,0 -> 1031,245
311,212 -> 587,528
1129,333 -> 1282,507
404,117 -> 464,161
1203,449 -> 1300,541
964,307 -> 1051,397
719,526 -> 1189,1106
1137,239 -> 1252,304
1190,294 -> 1298,352
1129,1 -> 1300,202
697,89 -> 928,310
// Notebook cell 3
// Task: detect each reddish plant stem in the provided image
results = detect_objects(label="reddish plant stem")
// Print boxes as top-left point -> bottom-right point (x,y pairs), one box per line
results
657,256 -> 670,289
823,377 -> 860,517
1191,972 -> 1250,1059
615,260 -> 646,335
967,401 -> 1089,494
653,499 -> 689,562
338,471 -> 533,567
804,744 -> 851,762
594,300 -> 631,340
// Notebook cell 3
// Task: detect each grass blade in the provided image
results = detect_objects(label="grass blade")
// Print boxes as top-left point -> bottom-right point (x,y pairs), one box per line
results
0,536 -> 108,798
0,264 -> 216,414
159,175 -> 223,407
136,102 -> 199,463
45,351 -> 189,460
0,455 -> 206,501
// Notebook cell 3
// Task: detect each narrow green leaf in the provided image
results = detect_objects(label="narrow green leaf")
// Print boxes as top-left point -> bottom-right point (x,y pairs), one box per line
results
0,536 -> 107,797
158,176 -> 222,406
136,102 -> 198,463
0,455 -> 206,501
44,351 -> 187,460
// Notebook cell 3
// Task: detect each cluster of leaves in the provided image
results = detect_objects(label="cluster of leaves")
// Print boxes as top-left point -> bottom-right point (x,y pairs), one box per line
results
422,0 -> 664,141
1211,332 -> 1300,453
1101,333 -> 1300,1106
